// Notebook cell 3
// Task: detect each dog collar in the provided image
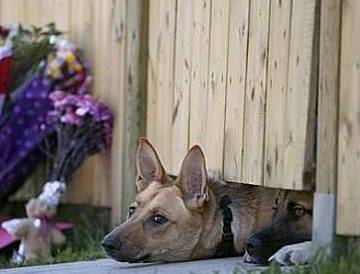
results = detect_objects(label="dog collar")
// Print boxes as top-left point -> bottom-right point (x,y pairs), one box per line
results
214,195 -> 238,258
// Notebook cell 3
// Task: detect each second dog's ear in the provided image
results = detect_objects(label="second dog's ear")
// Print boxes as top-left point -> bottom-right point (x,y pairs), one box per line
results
136,138 -> 166,191
178,145 -> 208,209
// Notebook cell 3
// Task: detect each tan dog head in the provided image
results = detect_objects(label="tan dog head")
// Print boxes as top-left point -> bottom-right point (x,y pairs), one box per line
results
245,191 -> 313,264
102,138 -> 211,262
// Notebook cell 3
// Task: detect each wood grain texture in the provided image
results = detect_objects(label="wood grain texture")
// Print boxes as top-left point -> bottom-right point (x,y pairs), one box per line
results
202,0 -> 230,172
282,0 -> 317,190
188,0 -> 211,152
336,0 -> 360,236
120,0 -> 148,221
316,0 -> 341,194
146,0 -> 176,173
92,0 -> 127,218
241,0 -> 270,185
223,0 -> 249,182
263,0 -> 292,188
171,0 -> 192,174
0,0 -> 25,23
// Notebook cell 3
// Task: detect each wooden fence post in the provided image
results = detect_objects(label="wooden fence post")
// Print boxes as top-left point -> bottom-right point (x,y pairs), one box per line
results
313,0 -> 341,251
336,0 -> 360,237
118,0 -> 148,222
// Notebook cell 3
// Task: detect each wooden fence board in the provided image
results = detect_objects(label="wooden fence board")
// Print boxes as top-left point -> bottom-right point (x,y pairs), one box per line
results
203,0 -> 230,172
119,0 -> 148,221
92,0 -> 126,210
69,0 -> 94,61
188,0 -> 211,154
223,0 -> 249,182
241,0 -> 270,185
146,0 -> 176,172
316,0 -> 341,194
263,0 -> 292,188
171,0 -> 192,174
336,0 -> 360,236
0,0 -> 26,23
282,0 -> 316,190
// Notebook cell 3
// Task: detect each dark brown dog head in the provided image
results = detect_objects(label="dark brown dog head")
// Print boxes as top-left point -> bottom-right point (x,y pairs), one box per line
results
101,138 -> 211,262
245,190 -> 313,264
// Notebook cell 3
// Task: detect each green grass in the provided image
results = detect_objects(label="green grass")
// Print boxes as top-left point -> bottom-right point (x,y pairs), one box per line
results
0,205 -> 110,268
51,206 -> 109,264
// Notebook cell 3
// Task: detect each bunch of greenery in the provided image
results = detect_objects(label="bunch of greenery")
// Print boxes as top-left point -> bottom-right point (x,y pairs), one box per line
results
9,23 -> 61,92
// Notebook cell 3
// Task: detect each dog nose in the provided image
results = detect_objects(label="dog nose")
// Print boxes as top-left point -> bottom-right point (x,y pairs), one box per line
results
245,236 -> 262,253
101,235 -> 118,252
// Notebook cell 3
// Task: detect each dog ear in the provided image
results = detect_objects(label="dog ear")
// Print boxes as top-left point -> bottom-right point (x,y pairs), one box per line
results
136,138 -> 166,191
178,145 -> 208,209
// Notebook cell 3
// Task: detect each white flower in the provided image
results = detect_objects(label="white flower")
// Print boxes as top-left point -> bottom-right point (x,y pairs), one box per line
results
75,107 -> 89,116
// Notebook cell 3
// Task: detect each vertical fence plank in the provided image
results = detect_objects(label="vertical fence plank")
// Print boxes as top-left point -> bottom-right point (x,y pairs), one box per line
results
69,0 -> 94,61
24,0 -> 70,32
223,0 -> 249,182
263,0 -> 292,188
241,0 -> 270,184
203,0 -> 230,172
189,0 -> 210,151
119,0 -> 148,221
337,0 -> 360,236
94,0 -> 127,216
147,0 -> 176,171
189,0 -> 229,173
313,0 -> 341,247
282,0 -> 317,190
171,0 -> 192,174
0,0 -> 26,23
316,0 -> 341,194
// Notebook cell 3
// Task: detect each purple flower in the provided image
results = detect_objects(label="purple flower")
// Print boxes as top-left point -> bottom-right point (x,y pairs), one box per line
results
45,90 -> 114,181
60,111 -> 81,125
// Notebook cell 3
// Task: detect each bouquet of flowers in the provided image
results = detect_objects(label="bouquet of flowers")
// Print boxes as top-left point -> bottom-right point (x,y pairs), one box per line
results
8,23 -> 61,93
0,29 -> 90,202
44,90 -> 113,182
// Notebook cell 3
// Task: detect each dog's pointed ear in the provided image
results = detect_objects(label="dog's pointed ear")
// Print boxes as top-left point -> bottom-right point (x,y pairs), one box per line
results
178,145 -> 208,209
136,138 -> 166,191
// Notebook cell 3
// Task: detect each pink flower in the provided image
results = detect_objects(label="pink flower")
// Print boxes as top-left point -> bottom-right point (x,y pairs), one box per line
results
60,111 -> 81,125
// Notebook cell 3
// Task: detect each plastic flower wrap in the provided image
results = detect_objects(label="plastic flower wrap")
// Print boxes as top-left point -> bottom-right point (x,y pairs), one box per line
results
44,90 -> 113,181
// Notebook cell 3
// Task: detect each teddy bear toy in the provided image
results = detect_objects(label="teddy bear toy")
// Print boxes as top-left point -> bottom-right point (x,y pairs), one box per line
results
1,181 -> 72,263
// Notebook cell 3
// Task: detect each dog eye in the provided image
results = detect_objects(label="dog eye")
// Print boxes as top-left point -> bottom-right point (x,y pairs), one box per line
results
151,214 -> 168,225
128,206 -> 136,217
292,205 -> 305,217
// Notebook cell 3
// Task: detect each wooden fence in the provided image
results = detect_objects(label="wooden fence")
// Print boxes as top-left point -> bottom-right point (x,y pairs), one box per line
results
146,0 -> 318,190
146,0 -> 360,237
0,0 -> 359,236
